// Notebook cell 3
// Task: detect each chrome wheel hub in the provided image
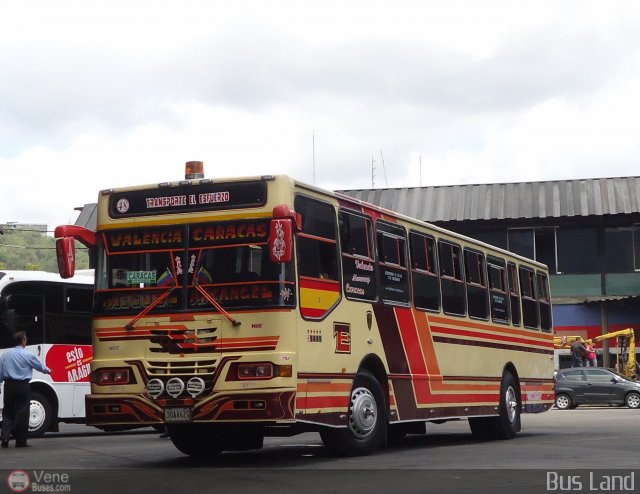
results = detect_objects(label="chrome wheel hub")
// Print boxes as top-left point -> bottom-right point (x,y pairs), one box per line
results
349,387 -> 377,438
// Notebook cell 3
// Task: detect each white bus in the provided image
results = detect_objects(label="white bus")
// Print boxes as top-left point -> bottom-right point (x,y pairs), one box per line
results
0,270 -> 93,436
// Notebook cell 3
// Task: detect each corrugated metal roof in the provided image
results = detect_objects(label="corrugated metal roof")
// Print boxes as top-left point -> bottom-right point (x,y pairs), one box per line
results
339,177 -> 640,222
73,176 -> 640,230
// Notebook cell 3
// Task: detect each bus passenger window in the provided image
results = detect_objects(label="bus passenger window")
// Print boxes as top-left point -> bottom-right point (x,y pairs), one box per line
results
339,210 -> 377,301
295,195 -> 339,282
410,232 -> 440,312
464,249 -> 488,320
439,241 -> 466,316
519,266 -> 539,329
507,262 -> 521,327
487,256 -> 509,324
537,272 -> 552,331
376,222 -> 410,305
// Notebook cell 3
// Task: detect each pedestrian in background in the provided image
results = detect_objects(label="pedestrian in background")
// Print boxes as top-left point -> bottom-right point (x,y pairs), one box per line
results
585,341 -> 598,367
0,330 -> 51,448
570,338 -> 587,367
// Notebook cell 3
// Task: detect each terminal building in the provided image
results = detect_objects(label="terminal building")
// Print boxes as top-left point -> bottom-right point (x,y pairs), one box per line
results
341,176 -> 640,369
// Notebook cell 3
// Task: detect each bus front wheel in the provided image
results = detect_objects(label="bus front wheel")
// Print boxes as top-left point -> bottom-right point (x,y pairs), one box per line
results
167,424 -> 224,457
320,370 -> 387,456
28,392 -> 53,438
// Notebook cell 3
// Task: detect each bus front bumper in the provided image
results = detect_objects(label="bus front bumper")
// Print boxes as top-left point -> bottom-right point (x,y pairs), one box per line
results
85,389 -> 296,427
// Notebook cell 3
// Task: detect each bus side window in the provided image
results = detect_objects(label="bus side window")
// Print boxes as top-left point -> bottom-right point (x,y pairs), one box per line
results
464,249 -> 489,320
295,195 -> 339,282
3,282 -> 45,345
537,271 -> 552,332
507,262 -> 521,327
410,231 -> 440,312
376,222 -> 410,305
439,241 -> 466,316
57,285 -> 93,345
519,266 -> 540,329
487,256 -> 509,324
339,210 -> 377,301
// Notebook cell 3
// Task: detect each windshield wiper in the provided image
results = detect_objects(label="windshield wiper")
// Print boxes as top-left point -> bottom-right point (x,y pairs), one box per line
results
125,285 -> 176,331
194,281 -> 241,326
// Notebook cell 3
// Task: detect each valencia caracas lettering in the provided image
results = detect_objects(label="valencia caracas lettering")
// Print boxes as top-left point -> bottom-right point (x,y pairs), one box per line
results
107,221 -> 269,251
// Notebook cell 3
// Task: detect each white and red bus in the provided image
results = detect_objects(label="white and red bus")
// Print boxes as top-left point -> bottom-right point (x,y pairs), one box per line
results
54,161 -> 555,456
0,270 -> 93,436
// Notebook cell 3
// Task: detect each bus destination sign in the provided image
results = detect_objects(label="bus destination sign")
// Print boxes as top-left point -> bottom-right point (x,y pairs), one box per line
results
108,181 -> 267,218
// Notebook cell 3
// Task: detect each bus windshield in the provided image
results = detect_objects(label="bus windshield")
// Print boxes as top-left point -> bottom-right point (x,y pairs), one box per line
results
94,221 -> 296,316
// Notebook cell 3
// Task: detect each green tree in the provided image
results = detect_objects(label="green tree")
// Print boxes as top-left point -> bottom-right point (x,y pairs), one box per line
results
0,230 -> 89,272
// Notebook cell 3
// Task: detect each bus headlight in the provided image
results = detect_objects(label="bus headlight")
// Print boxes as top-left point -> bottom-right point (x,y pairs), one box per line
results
227,362 -> 292,381
94,368 -> 134,385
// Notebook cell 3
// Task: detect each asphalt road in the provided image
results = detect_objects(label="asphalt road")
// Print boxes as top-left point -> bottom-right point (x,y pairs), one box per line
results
1,407 -> 638,493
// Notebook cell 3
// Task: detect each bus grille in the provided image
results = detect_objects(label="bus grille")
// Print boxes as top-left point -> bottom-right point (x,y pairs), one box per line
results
149,325 -> 218,354
146,359 -> 218,376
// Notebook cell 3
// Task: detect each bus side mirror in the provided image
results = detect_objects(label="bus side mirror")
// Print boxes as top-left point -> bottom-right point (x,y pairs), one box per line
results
56,237 -> 76,279
269,218 -> 293,263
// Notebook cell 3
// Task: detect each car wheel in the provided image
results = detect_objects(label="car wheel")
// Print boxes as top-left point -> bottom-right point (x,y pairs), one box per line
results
555,393 -> 573,410
625,392 -> 640,409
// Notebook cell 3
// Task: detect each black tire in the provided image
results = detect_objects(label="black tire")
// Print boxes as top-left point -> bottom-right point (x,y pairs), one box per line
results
555,393 -> 573,410
320,370 -> 387,456
625,392 -> 640,409
167,424 -> 263,456
28,392 -> 54,438
489,372 -> 521,440
167,424 -> 224,457
468,417 -> 493,440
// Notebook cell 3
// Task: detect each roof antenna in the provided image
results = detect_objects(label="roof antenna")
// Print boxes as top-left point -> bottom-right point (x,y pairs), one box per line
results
380,151 -> 388,187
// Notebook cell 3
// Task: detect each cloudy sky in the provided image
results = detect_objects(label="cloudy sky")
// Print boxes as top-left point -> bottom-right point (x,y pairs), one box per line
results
2,0 -> 640,230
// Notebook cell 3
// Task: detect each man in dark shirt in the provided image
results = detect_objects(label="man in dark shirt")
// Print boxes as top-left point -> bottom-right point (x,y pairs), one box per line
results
570,338 -> 587,368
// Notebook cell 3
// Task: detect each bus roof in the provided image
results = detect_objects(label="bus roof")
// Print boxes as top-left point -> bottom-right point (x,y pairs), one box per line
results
93,172 -> 549,271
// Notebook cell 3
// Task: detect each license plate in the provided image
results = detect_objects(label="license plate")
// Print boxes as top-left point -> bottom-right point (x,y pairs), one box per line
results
164,407 -> 192,423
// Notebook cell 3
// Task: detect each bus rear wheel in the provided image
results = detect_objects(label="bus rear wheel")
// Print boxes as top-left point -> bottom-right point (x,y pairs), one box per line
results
320,370 -> 387,456
490,371 -> 521,439
28,392 -> 53,438
468,372 -> 521,441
